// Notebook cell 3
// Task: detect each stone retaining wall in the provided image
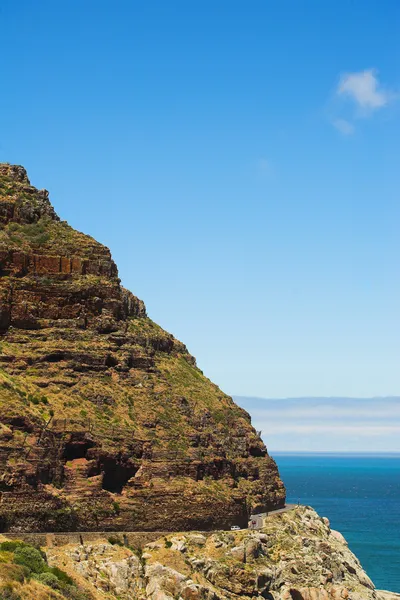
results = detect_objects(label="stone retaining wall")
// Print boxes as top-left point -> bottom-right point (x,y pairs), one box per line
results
3,531 -> 212,549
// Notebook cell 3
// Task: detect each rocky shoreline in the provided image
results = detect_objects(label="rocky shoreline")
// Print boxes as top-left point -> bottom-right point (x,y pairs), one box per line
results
2,506 -> 397,600
46,506 -> 400,600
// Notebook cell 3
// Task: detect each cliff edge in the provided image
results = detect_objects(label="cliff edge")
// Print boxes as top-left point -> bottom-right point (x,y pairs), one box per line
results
0,163 -> 285,532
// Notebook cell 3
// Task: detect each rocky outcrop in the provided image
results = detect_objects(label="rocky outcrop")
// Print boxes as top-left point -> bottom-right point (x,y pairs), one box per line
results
43,507 -> 398,600
0,163 -> 285,532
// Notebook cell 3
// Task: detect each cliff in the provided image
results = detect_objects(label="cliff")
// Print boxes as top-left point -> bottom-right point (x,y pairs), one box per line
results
0,163 -> 285,532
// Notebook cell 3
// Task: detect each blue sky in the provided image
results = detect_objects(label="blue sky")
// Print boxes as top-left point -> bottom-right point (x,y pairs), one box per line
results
1,1 -> 399,408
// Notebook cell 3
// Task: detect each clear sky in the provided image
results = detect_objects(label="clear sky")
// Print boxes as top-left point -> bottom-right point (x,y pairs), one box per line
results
1,1 -> 399,400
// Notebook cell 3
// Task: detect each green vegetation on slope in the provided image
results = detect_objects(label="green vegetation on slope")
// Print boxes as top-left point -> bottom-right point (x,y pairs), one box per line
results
0,540 -> 91,600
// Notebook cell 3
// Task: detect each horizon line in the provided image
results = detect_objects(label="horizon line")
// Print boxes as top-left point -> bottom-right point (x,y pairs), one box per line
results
233,395 -> 400,401
270,450 -> 400,455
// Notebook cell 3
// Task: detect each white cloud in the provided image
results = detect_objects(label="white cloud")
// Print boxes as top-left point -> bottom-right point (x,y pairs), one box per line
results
337,69 -> 389,111
235,397 -> 400,451
330,68 -> 396,135
332,118 -> 355,136
249,401 -> 400,421
258,423 -> 400,437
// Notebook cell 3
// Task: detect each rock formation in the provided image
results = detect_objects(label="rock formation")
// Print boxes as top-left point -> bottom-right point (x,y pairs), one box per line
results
3,507 -> 395,600
0,163 -> 285,532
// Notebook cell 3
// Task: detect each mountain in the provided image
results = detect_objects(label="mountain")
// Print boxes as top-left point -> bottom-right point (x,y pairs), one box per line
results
0,163 -> 284,532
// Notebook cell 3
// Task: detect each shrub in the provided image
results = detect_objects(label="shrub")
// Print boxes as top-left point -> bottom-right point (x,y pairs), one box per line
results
60,586 -> 92,600
27,394 -> 40,405
13,546 -> 46,574
0,542 -> 26,553
35,572 -> 60,589
49,566 -> 73,586
107,536 -> 123,546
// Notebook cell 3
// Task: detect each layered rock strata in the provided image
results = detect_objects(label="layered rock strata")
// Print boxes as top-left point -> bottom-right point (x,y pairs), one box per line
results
0,163 -> 285,532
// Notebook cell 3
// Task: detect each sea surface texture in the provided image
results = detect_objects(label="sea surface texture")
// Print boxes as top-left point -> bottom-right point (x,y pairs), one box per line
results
274,454 -> 400,593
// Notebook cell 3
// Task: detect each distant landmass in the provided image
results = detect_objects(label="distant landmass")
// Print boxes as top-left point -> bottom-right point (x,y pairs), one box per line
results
234,396 -> 400,453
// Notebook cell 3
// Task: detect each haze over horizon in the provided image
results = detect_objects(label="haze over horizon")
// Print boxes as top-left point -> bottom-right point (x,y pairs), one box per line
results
234,396 -> 400,452
1,1 -> 399,399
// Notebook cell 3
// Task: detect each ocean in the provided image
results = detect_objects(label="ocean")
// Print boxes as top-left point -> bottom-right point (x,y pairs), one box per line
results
273,453 -> 400,593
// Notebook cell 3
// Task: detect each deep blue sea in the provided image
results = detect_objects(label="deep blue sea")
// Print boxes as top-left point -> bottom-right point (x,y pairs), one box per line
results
273,454 -> 400,593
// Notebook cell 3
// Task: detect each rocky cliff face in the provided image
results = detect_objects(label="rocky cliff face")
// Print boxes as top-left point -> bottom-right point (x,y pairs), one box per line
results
32,507 -> 400,600
0,163 -> 285,532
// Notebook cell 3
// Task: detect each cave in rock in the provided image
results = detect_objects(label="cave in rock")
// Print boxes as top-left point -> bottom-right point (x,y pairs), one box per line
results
62,436 -> 96,461
101,458 -> 138,494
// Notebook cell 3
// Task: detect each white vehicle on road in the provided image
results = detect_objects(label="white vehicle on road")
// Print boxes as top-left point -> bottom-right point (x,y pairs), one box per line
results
230,525 -> 241,530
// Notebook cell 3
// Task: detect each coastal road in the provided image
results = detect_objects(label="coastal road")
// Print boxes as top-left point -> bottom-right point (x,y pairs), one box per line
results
249,503 -> 298,529
2,505 -> 301,545
266,503 -> 298,515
